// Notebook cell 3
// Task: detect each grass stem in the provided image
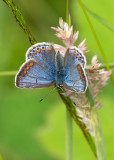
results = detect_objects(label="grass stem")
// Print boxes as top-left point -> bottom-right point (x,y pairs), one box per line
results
3,0 -> 37,45
66,1 -> 73,160
0,71 -> 17,76
78,0 -> 114,85
92,107 -> 107,160
66,109 -> 73,160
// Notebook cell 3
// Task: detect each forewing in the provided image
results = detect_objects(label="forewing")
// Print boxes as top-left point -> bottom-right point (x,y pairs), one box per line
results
64,63 -> 87,93
15,60 -> 55,89
64,47 -> 86,75
26,42 -> 56,74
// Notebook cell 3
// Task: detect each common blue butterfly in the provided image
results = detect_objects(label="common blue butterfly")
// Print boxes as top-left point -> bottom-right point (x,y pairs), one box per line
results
15,42 -> 88,93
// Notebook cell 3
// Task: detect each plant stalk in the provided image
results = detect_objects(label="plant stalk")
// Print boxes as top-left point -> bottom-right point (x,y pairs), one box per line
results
66,108 -> 73,160
92,107 -> 107,160
3,0 -> 37,45
66,1 -> 73,160
0,71 -> 17,76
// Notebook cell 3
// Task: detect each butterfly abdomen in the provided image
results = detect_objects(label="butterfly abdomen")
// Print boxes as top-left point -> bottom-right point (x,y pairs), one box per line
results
55,51 -> 64,87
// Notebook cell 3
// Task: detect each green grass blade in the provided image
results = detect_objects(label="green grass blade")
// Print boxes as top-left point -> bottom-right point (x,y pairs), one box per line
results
0,71 -> 17,76
58,88 -> 97,157
66,108 -> 73,160
86,63 -> 114,70
66,1 -> 73,160
86,88 -> 95,107
92,107 -> 107,160
84,4 -> 114,32
3,0 -> 37,45
78,0 -> 114,85
0,154 -> 3,160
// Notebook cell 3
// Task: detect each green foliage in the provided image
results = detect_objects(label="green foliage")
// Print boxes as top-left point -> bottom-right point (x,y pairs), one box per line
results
0,155 -> 3,160
2,0 -> 97,157
3,0 -> 37,45
78,0 -> 114,85
0,0 -> 114,160
83,4 -> 114,32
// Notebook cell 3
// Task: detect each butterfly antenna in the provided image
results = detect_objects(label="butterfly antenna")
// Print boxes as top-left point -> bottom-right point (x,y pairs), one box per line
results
40,86 -> 57,102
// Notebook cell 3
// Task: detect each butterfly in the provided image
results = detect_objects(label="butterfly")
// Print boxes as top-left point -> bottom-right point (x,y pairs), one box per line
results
15,42 -> 88,93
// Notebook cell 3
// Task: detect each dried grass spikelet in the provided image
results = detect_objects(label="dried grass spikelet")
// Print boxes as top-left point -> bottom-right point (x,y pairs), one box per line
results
51,17 -> 112,135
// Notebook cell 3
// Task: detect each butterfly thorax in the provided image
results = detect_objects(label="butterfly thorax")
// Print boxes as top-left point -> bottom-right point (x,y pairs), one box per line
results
55,51 -> 64,88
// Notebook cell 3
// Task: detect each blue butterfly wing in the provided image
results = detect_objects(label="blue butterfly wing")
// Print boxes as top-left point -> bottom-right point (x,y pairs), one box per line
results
15,60 -> 55,89
64,47 -> 87,92
64,47 -> 86,74
26,42 -> 56,74
64,63 -> 87,93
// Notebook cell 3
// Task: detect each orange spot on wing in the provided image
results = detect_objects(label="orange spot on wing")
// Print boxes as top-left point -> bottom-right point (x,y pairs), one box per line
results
68,50 -> 72,54
37,49 -> 41,53
79,57 -> 81,60
77,65 -> 80,70
80,75 -> 83,78
26,66 -> 29,70
34,51 -> 36,54
30,62 -> 34,67
47,48 -> 52,50
76,55 -> 78,58
79,70 -> 82,74
42,48 -> 45,51
74,52 -> 75,55
24,70 -> 27,74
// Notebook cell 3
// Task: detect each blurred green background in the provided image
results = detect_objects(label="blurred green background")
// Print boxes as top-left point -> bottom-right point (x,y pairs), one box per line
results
0,0 -> 114,160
